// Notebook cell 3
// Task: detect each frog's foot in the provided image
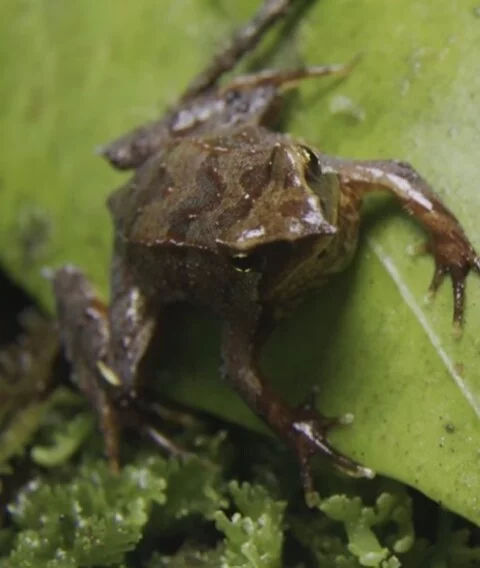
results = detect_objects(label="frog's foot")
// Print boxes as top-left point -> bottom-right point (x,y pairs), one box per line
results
222,324 -> 375,499
423,238 -> 480,333
409,236 -> 480,333
97,377 -> 187,458
289,395 -> 374,495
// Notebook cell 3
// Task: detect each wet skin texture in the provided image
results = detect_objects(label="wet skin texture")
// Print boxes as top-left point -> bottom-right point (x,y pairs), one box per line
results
52,0 -> 480,496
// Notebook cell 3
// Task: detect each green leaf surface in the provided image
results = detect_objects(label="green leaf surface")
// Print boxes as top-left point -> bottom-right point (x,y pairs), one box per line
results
1,0 -> 480,524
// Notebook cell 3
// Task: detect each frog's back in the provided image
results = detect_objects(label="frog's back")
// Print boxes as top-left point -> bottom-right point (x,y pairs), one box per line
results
107,125 -> 329,254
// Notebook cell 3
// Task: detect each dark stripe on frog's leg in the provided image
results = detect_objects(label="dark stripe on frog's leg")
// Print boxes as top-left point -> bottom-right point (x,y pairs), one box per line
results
321,156 -> 480,328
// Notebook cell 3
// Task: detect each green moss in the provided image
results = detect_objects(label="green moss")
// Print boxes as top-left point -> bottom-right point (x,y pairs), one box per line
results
214,481 -> 287,568
1,394 -> 480,567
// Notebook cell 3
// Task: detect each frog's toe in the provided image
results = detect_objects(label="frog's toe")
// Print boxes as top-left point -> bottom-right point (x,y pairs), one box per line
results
289,403 -> 374,497
427,243 -> 480,330
104,387 -> 188,458
143,424 -> 186,457
411,233 -> 479,329
124,401 -> 188,458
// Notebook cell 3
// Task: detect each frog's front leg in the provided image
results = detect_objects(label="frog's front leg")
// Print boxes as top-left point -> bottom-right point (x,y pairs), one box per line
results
221,322 -> 374,496
321,156 -> 480,328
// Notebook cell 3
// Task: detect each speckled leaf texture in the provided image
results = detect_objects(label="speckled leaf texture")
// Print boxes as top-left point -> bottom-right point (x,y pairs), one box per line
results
1,0 -> 480,524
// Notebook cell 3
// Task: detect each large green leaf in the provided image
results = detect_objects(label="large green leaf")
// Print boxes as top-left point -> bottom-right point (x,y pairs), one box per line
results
1,0 -> 480,524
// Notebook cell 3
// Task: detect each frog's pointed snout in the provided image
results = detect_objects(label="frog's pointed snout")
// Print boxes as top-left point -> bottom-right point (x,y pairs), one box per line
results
319,219 -> 337,236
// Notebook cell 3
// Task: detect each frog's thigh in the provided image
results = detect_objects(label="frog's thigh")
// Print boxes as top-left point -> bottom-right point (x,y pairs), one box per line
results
52,266 -> 121,470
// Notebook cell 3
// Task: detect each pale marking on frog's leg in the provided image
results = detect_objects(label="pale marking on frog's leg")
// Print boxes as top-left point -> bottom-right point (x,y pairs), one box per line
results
320,156 -> 480,328
221,59 -> 357,93
143,425 -> 184,457
97,360 -> 122,387
368,239 -> 480,418
180,0 -> 296,102
109,253 -> 158,395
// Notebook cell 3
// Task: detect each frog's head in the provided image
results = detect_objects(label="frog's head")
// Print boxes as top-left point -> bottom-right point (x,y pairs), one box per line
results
215,141 -> 340,282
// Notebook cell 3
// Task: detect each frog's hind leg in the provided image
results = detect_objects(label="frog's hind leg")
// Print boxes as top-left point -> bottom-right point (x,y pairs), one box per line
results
99,0 -> 295,171
179,0 -> 298,102
321,155 -> 480,330
100,59 -> 354,172
100,0 -> 335,172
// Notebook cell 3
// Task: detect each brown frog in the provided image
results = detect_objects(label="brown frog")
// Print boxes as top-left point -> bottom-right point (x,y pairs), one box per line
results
52,0 -> 479,495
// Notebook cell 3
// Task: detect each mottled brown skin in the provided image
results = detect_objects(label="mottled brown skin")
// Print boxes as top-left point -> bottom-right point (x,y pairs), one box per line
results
52,0 -> 479,496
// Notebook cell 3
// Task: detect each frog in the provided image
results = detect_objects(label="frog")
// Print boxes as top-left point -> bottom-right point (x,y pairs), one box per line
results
51,0 -> 480,496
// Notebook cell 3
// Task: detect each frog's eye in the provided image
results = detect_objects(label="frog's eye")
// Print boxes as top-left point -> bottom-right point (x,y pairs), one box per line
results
301,146 -> 323,180
230,253 -> 255,272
